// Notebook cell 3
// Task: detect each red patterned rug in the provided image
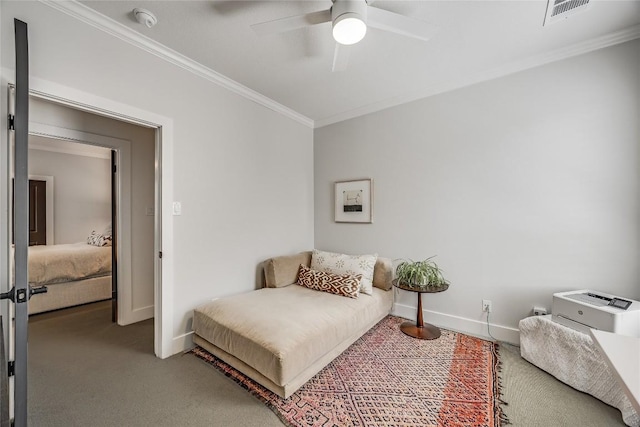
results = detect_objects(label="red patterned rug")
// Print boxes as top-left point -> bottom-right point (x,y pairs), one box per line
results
191,316 -> 507,427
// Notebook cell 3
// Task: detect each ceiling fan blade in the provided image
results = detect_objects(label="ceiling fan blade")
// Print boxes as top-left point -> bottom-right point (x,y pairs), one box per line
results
367,7 -> 438,42
332,43 -> 350,72
251,9 -> 331,36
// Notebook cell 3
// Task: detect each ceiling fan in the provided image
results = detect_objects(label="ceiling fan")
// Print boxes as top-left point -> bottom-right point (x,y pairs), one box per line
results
251,0 -> 437,72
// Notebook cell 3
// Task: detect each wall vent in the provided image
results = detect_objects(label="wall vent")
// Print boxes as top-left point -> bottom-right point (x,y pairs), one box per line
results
543,0 -> 590,26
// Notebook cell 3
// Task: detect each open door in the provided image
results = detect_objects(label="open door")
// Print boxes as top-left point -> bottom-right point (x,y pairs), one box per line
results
111,150 -> 118,323
28,180 -> 47,246
1,19 -> 45,427
1,19 -> 30,427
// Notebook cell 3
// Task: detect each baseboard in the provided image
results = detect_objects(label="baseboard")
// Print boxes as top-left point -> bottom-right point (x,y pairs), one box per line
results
392,303 -> 520,345
173,331 -> 194,354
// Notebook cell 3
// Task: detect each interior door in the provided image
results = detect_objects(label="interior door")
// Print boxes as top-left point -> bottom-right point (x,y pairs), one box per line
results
111,150 -> 118,323
28,180 -> 46,246
1,19 -> 31,427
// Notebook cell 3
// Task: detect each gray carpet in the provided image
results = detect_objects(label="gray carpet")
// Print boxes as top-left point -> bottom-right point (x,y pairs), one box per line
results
27,302 -> 627,426
27,302 -> 281,427
499,343 -> 626,426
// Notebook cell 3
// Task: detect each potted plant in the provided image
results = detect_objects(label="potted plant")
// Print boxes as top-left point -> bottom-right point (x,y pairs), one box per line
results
394,256 -> 449,289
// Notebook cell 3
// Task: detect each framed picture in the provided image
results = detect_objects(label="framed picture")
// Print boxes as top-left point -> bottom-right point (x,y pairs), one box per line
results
334,178 -> 373,223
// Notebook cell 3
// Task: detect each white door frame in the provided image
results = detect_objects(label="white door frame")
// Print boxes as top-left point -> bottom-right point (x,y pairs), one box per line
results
26,77 -> 174,359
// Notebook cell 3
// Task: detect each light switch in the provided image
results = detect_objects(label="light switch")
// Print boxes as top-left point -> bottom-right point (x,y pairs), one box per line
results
172,202 -> 182,216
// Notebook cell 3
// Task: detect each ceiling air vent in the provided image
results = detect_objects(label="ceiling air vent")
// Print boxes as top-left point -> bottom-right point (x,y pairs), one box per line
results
543,0 -> 590,26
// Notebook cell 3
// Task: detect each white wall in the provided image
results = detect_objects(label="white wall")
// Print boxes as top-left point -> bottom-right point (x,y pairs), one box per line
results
1,1 -> 314,354
314,40 -> 640,343
29,142 -> 111,244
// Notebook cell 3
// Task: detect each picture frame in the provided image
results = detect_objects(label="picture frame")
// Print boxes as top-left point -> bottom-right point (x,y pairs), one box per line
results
334,178 -> 373,223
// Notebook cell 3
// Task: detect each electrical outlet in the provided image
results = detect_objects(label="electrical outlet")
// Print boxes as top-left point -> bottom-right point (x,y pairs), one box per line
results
482,299 -> 492,313
533,306 -> 547,316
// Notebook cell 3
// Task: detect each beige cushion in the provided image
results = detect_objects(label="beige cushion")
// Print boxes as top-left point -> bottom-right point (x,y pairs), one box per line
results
373,257 -> 393,290
297,264 -> 361,299
263,252 -> 311,288
310,249 -> 377,295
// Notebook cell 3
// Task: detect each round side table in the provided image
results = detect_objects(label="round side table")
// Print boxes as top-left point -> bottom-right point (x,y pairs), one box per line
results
392,279 -> 449,340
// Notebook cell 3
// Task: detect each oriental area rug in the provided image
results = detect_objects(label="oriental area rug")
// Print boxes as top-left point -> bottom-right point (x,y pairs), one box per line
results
191,316 -> 507,427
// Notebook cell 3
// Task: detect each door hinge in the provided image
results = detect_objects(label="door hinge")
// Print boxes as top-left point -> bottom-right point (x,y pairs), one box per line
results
159,251 -> 163,259
8,114 -> 15,130
112,164 -> 117,173
8,361 -> 14,377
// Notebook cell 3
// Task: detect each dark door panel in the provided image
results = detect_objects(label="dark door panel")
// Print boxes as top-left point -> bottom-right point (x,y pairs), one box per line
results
29,180 -> 46,245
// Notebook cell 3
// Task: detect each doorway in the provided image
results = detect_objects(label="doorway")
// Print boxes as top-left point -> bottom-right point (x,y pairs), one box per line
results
26,136 -> 116,318
28,96 -> 157,328
17,86 -> 173,360
22,102 -> 159,422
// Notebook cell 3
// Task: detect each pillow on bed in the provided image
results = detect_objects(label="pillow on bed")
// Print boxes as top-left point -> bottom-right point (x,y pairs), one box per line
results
264,252 -> 312,288
296,264 -> 361,299
87,231 -> 112,247
310,249 -> 377,295
373,257 -> 393,291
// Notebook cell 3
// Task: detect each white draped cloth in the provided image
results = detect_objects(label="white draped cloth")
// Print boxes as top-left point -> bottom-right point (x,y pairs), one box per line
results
519,315 -> 639,427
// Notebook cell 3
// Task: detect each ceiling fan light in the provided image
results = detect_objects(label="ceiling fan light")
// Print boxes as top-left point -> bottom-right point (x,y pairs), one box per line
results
332,13 -> 367,45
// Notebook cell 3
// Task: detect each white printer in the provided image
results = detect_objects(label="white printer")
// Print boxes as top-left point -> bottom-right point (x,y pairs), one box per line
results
552,289 -> 640,337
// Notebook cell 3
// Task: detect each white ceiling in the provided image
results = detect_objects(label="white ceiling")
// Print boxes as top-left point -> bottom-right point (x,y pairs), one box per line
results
76,0 -> 640,127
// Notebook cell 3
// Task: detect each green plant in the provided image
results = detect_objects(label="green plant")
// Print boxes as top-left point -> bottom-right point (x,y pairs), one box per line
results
395,256 -> 449,288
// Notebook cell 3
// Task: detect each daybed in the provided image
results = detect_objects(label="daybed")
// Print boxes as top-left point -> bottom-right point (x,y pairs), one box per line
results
193,250 -> 393,398
28,243 -> 112,315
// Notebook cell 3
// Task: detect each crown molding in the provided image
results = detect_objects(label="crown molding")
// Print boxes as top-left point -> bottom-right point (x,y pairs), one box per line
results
314,25 -> 640,128
39,0 -> 314,129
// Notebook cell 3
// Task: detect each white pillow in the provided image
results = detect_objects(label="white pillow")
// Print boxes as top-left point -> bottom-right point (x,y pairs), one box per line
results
87,230 -> 112,247
310,249 -> 377,295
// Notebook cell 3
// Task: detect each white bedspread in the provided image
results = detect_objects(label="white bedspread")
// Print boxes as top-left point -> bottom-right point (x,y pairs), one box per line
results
520,315 -> 639,427
28,243 -> 112,286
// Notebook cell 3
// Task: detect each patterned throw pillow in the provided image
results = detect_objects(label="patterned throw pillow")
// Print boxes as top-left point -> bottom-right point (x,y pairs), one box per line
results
310,249 -> 377,295
297,264 -> 361,299
87,231 -> 112,247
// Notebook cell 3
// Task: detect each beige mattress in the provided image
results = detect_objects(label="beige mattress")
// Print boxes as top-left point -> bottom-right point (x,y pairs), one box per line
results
29,275 -> 112,315
193,285 -> 393,392
28,243 -> 112,286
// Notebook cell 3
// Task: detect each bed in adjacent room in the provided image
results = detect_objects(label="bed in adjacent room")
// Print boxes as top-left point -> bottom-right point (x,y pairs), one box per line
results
28,242 -> 112,314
